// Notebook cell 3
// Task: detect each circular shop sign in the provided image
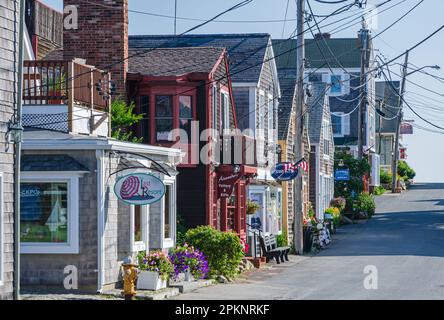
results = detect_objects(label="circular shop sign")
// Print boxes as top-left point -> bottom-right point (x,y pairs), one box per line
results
114,173 -> 165,205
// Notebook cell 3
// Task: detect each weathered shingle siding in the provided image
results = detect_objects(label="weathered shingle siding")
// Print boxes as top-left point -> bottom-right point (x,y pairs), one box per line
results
256,44 -> 279,167
0,0 -> 18,300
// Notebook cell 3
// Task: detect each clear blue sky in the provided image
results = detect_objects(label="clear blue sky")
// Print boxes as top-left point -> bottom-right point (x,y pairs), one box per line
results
42,0 -> 444,182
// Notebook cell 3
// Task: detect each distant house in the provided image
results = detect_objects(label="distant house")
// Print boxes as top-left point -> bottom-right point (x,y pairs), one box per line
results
272,41 -> 311,243
128,34 -> 283,236
376,81 -> 401,172
126,46 -> 257,237
307,83 -> 335,219
274,33 -> 380,188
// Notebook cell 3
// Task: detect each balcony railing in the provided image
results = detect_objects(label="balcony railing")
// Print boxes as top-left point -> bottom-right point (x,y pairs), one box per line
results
23,60 -> 109,110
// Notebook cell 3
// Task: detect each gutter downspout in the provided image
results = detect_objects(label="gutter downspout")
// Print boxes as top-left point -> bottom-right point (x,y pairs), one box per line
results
96,150 -> 105,293
13,0 -> 26,301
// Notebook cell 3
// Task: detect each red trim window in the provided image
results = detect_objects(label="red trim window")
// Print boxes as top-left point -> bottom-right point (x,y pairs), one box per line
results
155,95 -> 174,142
179,95 -> 193,139
139,96 -> 150,143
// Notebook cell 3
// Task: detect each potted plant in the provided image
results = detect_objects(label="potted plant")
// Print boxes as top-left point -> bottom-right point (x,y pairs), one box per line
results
47,72 -> 67,104
137,250 -> 174,290
169,243 -> 209,282
246,200 -> 260,215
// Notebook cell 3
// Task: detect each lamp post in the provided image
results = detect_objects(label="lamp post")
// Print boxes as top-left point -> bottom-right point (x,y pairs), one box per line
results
391,53 -> 440,193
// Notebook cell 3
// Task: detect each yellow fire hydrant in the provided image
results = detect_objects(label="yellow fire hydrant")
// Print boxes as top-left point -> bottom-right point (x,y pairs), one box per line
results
122,256 -> 138,300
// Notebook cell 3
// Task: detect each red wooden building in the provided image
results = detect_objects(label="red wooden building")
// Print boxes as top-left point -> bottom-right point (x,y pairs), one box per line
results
127,47 -> 257,237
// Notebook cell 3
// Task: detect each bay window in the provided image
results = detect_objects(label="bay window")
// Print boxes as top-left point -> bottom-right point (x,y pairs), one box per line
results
140,96 -> 150,143
20,173 -> 80,254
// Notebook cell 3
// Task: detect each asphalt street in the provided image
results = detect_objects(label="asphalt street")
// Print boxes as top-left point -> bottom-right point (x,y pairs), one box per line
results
171,183 -> 444,300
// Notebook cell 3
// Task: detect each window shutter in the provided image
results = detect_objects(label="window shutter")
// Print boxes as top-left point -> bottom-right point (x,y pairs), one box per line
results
343,114 -> 351,135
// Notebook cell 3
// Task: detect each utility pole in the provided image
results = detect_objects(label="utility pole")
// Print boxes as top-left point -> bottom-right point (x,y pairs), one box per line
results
293,0 -> 305,255
392,50 -> 409,193
358,20 -> 369,160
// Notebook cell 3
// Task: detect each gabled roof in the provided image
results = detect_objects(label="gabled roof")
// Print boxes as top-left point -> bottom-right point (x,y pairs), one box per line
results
127,47 -> 225,77
273,38 -> 362,70
307,82 -> 329,145
128,33 -> 272,83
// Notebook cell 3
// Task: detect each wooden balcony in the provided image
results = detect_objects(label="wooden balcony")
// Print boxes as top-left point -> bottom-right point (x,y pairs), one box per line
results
218,134 -> 257,167
22,60 -> 111,136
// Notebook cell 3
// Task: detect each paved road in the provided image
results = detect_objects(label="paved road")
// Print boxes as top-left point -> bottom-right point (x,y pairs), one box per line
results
172,183 -> 444,300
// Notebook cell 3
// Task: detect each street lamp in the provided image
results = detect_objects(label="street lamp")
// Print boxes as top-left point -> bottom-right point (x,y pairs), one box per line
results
406,64 -> 440,76
391,56 -> 440,193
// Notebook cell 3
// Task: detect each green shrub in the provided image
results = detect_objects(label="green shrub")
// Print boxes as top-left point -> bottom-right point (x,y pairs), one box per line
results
355,192 -> 376,216
373,185 -> 386,196
277,230 -> 288,247
398,161 -> 416,181
380,170 -> 392,184
184,226 -> 244,278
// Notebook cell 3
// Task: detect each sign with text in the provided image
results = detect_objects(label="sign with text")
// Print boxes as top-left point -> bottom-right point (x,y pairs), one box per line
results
114,173 -> 165,205
218,173 -> 241,198
335,168 -> 350,181
271,162 -> 299,181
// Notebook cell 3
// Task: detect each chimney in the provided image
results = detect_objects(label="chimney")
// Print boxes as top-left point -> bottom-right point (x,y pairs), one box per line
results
63,0 -> 129,97
314,32 -> 331,40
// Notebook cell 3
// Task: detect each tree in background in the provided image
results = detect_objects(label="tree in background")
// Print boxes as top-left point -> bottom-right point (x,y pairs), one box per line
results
111,98 -> 144,143
334,151 -> 371,211
397,160 -> 416,181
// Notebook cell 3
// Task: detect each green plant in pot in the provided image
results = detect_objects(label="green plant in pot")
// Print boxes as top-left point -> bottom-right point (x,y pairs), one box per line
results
246,200 -> 260,215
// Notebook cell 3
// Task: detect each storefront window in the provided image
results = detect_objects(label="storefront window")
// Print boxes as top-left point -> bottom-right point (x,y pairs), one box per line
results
155,95 -> 174,142
20,182 -> 68,243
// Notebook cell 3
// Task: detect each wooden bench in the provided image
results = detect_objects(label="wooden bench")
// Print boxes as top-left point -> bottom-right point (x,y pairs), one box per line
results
259,234 -> 291,264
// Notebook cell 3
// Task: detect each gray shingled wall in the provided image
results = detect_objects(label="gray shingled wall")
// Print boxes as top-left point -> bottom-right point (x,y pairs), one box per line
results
0,0 -> 18,300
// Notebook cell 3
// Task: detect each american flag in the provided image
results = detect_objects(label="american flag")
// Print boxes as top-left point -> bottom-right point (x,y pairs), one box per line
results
291,158 -> 308,172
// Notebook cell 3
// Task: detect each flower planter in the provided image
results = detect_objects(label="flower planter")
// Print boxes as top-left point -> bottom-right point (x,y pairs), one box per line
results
137,271 -> 167,291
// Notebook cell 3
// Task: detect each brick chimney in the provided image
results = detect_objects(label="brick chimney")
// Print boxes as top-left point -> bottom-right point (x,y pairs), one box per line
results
63,0 -> 129,97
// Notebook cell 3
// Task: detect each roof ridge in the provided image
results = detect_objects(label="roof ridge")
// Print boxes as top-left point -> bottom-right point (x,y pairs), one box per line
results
129,33 -> 271,38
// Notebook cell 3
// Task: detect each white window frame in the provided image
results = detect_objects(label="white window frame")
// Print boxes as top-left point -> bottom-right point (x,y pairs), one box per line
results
0,173 -> 4,286
221,90 -> 230,134
258,91 -> 265,135
331,112 -> 350,137
267,94 -> 274,143
161,177 -> 176,249
130,205 -> 149,253
323,119 -> 330,159
21,172 -> 81,254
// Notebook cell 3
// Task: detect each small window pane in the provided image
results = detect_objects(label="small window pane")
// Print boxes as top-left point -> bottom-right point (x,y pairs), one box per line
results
155,96 -> 173,117
20,183 -> 68,243
332,115 -> 342,135
179,96 -> 192,118
155,95 -> 174,142
330,75 -> 342,94
134,206 -> 142,242
164,185 -> 172,239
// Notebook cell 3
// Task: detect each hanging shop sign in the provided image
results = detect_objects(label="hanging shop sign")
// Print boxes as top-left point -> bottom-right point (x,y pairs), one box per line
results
271,162 -> 299,181
218,173 -> 241,198
114,173 -> 165,205
335,168 -> 350,181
